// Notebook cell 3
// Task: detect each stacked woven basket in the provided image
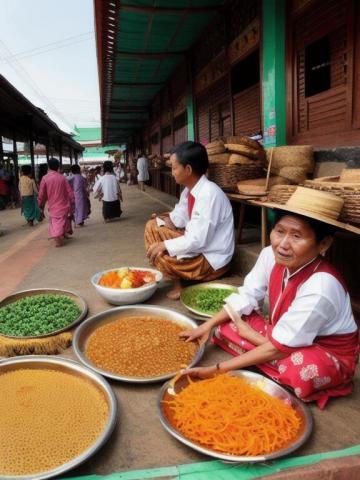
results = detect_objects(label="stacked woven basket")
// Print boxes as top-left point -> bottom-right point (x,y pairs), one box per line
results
266,145 -> 315,184
206,136 -> 265,191
148,154 -> 164,169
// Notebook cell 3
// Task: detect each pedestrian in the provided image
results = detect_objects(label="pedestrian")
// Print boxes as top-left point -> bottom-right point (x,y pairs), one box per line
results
38,157 -> 75,247
136,153 -> 149,191
68,164 -> 89,227
19,165 -> 43,226
93,160 -> 122,222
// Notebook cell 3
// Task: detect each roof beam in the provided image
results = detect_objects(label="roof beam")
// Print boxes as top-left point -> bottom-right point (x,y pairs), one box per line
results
108,106 -> 149,112
119,5 -> 220,15
113,82 -> 164,87
117,51 -> 186,60
106,119 -> 146,124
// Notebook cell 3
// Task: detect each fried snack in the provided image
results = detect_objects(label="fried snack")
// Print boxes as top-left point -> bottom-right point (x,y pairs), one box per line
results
0,368 -> 109,475
85,316 -> 198,377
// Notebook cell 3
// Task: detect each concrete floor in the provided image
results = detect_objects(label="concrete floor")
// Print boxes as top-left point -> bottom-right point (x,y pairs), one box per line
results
0,184 -> 360,478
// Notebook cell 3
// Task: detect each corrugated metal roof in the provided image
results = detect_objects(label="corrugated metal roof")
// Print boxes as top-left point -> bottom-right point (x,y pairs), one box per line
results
95,0 -> 225,145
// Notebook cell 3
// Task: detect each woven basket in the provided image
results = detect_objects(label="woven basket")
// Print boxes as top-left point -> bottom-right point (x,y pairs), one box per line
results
226,136 -> 262,150
229,153 -> 259,165
208,164 -> 265,192
208,153 -> 230,165
225,144 -> 261,159
277,166 -> 308,184
304,177 -> 360,225
339,169 -> 360,183
267,145 -> 314,173
267,185 -> 297,204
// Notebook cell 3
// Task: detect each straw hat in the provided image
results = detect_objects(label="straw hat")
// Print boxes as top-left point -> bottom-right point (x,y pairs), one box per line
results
253,186 -> 360,235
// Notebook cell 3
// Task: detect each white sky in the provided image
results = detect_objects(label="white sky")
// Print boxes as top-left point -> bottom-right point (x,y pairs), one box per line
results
0,0 -> 100,133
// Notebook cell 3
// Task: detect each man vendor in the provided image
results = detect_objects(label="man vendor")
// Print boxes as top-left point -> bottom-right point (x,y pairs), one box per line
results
181,187 -> 360,409
145,141 -> 235,300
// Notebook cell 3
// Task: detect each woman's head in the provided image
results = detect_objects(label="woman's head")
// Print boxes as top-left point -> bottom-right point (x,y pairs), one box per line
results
270,211 -> 336,273
103,161 -> 113,173
170,141 -> 209,186
21,165 -> 32,176
71,164 -> 81,175
48,158 -> 60,171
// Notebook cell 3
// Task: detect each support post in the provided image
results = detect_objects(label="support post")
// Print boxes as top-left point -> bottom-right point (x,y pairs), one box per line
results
0,134 -> 3,162
12,135 -> 19,190
74,151 -> 78,165
186,57 -> 195,141
46,135 -> 50,162
262,0 -> 286,147
29,124 -> 35,176
59,136 -> 63,167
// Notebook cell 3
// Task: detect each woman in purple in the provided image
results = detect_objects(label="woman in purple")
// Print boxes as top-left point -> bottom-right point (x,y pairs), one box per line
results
69,164 -> 89,227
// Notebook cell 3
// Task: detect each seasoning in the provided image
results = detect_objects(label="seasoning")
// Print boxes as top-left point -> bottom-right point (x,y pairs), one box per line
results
0,368 -> 109,476
182,287 -> 232,315
163,374 -> 302,456
0,294 -> 81,337
85,315 -> 198,377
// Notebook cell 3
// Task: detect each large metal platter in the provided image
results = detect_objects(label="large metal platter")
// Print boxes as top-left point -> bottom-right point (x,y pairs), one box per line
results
0,288 -> 88,339
0,355 -> 117,480
180,282 -> 237,319
73,305 -> 205,383
158,369 -> 313,463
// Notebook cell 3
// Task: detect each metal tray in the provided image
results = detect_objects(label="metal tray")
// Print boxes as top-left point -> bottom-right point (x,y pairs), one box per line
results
180,282 -> 237,319
0,288 -> 88,339
73,305 -> 205,383
0,355 -> 117,480
158,369 -> 313,463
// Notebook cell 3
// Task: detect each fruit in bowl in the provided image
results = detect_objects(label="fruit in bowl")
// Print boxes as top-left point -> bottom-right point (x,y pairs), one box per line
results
98,268 -> 156,289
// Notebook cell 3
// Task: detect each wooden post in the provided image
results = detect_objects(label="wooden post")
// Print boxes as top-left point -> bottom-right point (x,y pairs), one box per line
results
59,136 -> 63,167
74,151 -> 78,165
0,134 -> 3,162
12,134 -> 19,191
29,124 -> 35,176
69,148 -> 73,165
46,135 -> 50,162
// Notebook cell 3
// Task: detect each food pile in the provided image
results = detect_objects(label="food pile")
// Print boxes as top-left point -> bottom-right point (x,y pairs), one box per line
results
0,294 -> 81,337
85,315 -> 198,378
164,374 -> 302,456
98,268 -> 156,289
182,287 -> 233,316
0,368 -> 109,476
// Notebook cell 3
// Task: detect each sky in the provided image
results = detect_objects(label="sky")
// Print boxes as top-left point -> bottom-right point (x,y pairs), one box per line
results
0,0 -> 100,133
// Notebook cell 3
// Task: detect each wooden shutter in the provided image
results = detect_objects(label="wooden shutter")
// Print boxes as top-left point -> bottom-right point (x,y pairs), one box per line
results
233,83 -> 261,135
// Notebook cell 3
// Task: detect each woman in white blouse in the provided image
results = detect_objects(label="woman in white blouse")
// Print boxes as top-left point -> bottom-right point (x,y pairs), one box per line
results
93,161 -> 122,222
181,187 -> 360,408
145,141 -> 234,300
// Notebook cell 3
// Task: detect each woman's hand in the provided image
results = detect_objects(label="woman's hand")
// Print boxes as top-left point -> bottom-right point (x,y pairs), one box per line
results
146,241 -> 166,264
181,365 -> 217,379
179,323 -> 211,345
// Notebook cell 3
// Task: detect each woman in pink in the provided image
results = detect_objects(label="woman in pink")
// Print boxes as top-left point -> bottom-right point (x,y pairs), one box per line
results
181,187 -> 360,409
38,158 -> 75,247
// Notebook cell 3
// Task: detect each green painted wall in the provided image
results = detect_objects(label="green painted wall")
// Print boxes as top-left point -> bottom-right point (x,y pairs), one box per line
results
186,74 -> 195,142
262,0 -> 286,147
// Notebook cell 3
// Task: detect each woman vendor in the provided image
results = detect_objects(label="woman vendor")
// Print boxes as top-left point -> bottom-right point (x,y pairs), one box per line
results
181,187 -> 360,408
145,141 -> 234,300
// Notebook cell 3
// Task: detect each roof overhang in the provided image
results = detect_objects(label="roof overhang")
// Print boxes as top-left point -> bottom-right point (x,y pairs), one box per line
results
94,0 -> 224,145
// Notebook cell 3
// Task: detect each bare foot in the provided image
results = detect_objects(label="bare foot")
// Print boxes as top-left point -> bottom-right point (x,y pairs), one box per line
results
166,280 -> 182,300
54,238 -> 64,247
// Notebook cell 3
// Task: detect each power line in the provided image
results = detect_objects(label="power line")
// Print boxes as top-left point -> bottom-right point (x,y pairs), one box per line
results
0,32 -> 94,63
0,40 -> 74,131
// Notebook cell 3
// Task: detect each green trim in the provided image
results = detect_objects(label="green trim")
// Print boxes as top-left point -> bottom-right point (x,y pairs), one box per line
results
65,444 -> 360,480
262,0 -> 286,147
186,74 -> 195,142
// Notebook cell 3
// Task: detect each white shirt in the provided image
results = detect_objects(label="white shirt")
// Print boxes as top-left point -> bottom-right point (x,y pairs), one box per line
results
224,246 -> 357,348
93,173 -> 120,202
137,157 -> 149,181
164,175 -> 235,270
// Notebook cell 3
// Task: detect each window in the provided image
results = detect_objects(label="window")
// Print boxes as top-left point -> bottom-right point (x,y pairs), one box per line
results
231,50 -> 260,95
305,36 -> 331,97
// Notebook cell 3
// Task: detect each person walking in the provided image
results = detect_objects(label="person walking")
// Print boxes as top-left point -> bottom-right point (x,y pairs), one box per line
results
38,158 -> 75,247
93,160 -> 122,222
136,153 -> 149,191
19,165 -> 43,226
68,164 -> 89,227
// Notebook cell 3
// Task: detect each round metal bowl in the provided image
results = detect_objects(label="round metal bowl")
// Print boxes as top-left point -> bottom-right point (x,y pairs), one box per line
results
0,288 -> 88,339
91,267 -> 163,305
73,305 -> 205,383
180,282 -> 237,319
158,369 -> 313,463
0,355 -> 117,480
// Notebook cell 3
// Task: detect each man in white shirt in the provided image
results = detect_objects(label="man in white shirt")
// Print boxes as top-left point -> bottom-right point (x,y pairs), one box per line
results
137,153 -> 149,191
145,141 -> 235,299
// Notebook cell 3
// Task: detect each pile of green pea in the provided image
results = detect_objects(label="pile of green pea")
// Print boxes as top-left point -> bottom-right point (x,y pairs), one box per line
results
0,294 -> 81,337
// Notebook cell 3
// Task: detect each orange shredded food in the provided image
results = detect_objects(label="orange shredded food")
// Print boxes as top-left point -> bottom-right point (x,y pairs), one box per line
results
164,374 -> 302,456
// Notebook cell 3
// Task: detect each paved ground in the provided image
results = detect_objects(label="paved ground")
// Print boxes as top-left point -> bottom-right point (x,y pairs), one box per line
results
0,184 -> 360,478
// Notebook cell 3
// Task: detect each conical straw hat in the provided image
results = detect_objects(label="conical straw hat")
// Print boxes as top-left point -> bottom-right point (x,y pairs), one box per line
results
253,186 -> 360,235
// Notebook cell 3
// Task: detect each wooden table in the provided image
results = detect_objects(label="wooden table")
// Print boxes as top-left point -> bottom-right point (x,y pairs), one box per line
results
227,193 -> 269,248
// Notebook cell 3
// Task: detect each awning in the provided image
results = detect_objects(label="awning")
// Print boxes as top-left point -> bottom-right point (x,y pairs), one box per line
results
94,0 -> 225,145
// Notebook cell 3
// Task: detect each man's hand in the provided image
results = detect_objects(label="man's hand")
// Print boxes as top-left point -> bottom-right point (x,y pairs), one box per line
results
146,241 -> 167,264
